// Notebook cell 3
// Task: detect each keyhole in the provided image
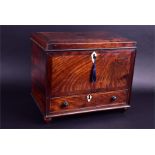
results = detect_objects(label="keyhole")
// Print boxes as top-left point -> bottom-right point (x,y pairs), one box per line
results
93,54 -> 96,60
88,95 -> 91,99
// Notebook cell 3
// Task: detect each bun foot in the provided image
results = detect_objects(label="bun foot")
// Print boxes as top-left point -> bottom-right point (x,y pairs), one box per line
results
44,117 -> 52,123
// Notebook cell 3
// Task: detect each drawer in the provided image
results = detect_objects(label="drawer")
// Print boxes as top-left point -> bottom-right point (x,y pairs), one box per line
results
49,90 -> 128,113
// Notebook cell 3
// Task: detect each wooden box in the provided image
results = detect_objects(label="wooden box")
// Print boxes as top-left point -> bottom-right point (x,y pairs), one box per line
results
31,32 -> 136,122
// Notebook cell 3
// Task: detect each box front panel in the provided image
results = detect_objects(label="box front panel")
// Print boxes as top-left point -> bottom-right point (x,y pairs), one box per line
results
47,50 -> 134,98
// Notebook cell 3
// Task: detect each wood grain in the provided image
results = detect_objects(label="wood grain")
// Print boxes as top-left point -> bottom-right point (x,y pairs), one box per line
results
31,32 -> 137,51
47,50 -> 132,97
31,31 -> 137,121
31,43 -> 46,114
49,90 -> 128,114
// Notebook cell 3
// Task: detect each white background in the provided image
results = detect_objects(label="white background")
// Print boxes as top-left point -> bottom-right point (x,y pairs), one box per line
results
0,0 -> 155,24
0,0 -> 155,155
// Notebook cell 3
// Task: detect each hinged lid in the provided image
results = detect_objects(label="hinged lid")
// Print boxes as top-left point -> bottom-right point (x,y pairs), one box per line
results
31,32 -> 137,51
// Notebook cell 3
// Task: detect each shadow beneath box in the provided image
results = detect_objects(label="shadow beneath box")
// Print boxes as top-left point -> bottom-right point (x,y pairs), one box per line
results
1,85 -> 154,129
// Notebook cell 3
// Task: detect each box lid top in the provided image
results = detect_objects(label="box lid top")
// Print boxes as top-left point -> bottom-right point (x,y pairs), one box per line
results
31,32 -> 137,51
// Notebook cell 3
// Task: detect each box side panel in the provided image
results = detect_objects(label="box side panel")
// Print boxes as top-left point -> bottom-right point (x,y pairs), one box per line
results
31,42 -> 46,115
127,50 -> 137,105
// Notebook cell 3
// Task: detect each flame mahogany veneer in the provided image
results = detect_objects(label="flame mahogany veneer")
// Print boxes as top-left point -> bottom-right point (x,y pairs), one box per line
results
31,32 -> 136,123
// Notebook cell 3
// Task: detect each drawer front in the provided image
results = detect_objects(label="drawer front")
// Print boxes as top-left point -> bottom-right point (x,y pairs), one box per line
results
49,90 -> 128,114
47,50 -> 134,97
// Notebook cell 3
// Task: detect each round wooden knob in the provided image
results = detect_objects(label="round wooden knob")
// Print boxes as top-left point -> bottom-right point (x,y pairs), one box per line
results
111,96 -> 117,101
63,101 -> 69,107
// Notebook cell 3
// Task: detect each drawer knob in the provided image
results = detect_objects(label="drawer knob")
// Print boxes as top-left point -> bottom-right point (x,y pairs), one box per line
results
62,101 -> 69,107
111,96 -> 117,101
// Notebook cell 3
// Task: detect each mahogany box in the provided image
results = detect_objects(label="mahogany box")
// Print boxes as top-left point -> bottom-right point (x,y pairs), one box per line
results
31,32 -> 137,122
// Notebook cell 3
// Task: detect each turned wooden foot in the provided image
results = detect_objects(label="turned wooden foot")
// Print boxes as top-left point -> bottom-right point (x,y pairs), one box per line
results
44,117 -> 52,123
